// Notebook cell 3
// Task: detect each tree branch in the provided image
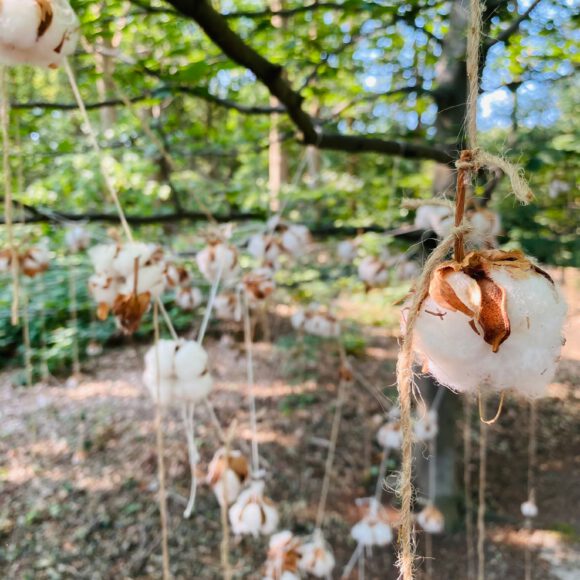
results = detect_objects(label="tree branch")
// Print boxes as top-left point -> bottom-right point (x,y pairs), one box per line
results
155,0 -> 453,164
485,0 -> 542,51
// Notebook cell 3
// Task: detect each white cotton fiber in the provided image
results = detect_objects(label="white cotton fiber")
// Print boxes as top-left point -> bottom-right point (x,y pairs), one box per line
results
229,480 -> 279,537
298,533 -> 335,577
175,287 -> 203,311
89,244 -> 118,274
416,505 -> 444,534
358,256 -> 389,289
197,242 -> 239,285
118,263 -> 165,299
414,205 -> 452,232
413,259 -> 567,397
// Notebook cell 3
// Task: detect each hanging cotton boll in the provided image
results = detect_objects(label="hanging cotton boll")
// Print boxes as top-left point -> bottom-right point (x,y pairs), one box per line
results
248,233 -> 283,269
280,224 -> 311,257
89,243 -> 119,275
0,0 -> 80,68
377,421 -> 402,450
351,499 -> 393,547
303,311 -> 340,339
175,287 -> 203,312
86,340 -> 103,358
143,339 -> 213,407
164,263 -> 192,289
358,256 -> 389,290
207,447 -> 250,506
291,309 -> 306,332
229,480 -> 279,537
64,225 -> 90,253
337,239 -> 358,263
467,209 -> 502,248
414,204 -> 453,232
416,505 -> 445,534
20,246 -> 50,277
521,500 -> 538,519
548,179 -> 570,199
197,241 -> 239,286
118,262 -> 166,300
244,268 -> 276,301
112,242 -> 163,278
298,532 -> 335,578
396,260 -> 421,282
412,250 -> 567,397
214,292 -> 242,322
413,410 -> 439,443
88,273 -> 120,320
263,530 -> 302,580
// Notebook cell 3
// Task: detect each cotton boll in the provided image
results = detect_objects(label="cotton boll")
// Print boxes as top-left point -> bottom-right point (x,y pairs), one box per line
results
248,233 -> 283,269
197,242 -> 239,286
291,310 -> 305,331
281,224 -> 310,257
521,500 -> 538,518
89,273 -> 120,319
0,248 -> 12,272
263,530 -> 302,580
143,340 -> 213,407
396,260 -> 420,282
0,0 -> 80,68
65,226 -> 90,253
20,246 -> 50,277
89,244 -> 119,274
86,340 -> 103,358
467,209 -> 501,248
207,448 -> 249,506
214,293 -> 242,321
412,250 -> 567,397
303,313 -> 340,339
113,243 -> 161,278
175,287 -> 203,311
351,503 -> 393,547
164,264 -> 191,289
244,268 -> 276,301
377,421 -> 402,450
119,263 -> 166,299
229,480 -> 279,537
337,239 -> 358,263
358,256 -> 389,289
298,532 -> 335,578
414,205 -> 452,232
416,505 -> 444,534
413,410 -> 438,442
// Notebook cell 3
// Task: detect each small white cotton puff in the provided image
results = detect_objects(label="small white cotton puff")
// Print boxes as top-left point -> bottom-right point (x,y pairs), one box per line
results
112,243 -> 162,278
413,410 -> 438,442
197,242 -> 239,286
0,0 -> 80,68
207,448 -> 249,506
88,273 -> 119,308
521,500 -> 538,519
229,480 -> 279,537
413,263 -> 567,397
351,500 -> 393,547
468,209 -> 501,248
248,233 -> 283,268
175,287 -> 203,311
65,226 -> 90,253
396,260 -> 420,282
280,224 -> 310,257
89,244 -> 119,275
263,530 -> 302,580
292,307 -> 340,338
358,256 -> 389,289
20,246 -> 50,277
244,268 -> 276,301
414,204 -> 452,232
337,239 -> 358,263
214,293 -> 242,321
119,263 -> 166,299
143,339 -> 213,407
298,532 -> 335,578
416,505 -> 444,534
377,421 -> 402,450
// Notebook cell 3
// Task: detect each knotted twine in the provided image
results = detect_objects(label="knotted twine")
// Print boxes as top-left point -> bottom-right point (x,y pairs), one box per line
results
395,0 -> 534,576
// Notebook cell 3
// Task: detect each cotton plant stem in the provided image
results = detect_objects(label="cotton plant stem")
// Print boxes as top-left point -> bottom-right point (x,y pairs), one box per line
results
428,438 -> 437,503
220,422 -> 236,580
21,279 -> 33,387
242,289 -> 261,475
477,393 -> 488,580
198,260 -> 225,345
464,396 -> 475,580
153,303 -> 171,580
0,67 -> 20,326
68,258 -> 81,376
341,543 -> 364,579
425,532 -> 433,580
181,403 -> 198,519
37,276 -> 50,382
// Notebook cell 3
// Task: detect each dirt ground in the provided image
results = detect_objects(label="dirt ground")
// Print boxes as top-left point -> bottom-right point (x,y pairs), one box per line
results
0,270 -> 578,580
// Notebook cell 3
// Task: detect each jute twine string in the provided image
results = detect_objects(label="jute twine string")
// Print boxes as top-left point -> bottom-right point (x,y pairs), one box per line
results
395,1 -> 536,575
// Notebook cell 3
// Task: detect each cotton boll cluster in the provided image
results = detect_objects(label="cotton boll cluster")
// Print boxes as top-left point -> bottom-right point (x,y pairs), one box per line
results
358,256 -> 389,290
413,410 -> 438,443
20,245 -> 50,277
229,480 -> 279,537
214,292 -> 242,322
262,531 -> 302,580
521,500 -> 538,519
248,219 -> 311,269
337,239 -> 358,263
206,448 -> 250,506
0,0 -> 80,68
142,339 -> 213,407
412,250 -> 567,397
416,505 -> 444,534
377,421 -> 402,450
197,240 -> 239,286
65,226 -> 90,253
244,268 -> 276,301
298,532 -> 335,578
291,306 -> 340,339
351,498 -> 394,547
88,242 -> 167,332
